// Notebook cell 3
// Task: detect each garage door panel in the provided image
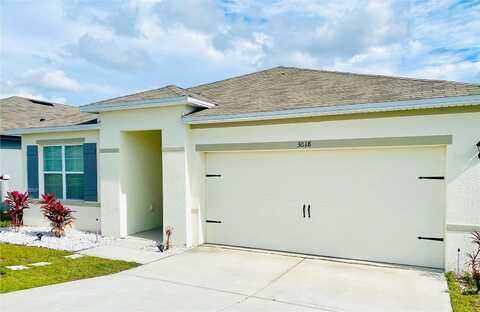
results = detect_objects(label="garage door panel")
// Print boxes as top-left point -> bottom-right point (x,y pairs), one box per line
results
206,146 -> 445,268
206,156 -> 305,252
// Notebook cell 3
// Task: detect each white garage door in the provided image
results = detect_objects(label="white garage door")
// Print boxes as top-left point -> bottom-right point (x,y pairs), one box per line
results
205,146 -> 445,268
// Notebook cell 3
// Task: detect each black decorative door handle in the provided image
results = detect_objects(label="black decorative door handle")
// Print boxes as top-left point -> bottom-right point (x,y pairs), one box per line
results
302,204 -> 306,218
307,205 -> 311,218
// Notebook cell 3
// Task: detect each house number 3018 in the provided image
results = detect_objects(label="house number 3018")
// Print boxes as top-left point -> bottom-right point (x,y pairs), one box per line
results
297,141 -> 312,148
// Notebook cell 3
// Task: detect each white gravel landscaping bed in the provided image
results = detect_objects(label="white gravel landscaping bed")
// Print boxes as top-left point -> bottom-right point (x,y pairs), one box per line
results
0,226 -> 114,251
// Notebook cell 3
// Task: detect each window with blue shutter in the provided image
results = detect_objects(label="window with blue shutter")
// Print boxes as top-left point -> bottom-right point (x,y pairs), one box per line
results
43,145 -> 84,200
27,145 -> 39,198
65,145 -> 84,199
36,142 -> 97,201
43,145 -> 63,198
83,143 -> 98,201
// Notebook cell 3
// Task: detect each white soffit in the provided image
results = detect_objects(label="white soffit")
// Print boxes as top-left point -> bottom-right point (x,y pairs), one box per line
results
183,95 -> 480,124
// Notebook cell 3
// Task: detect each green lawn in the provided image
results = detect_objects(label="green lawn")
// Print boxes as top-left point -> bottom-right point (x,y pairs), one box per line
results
446,272 -> 480,312
0,243 -> 139,293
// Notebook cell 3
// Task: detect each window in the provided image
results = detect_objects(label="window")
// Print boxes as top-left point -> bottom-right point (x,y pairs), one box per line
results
43,145 -> 84,200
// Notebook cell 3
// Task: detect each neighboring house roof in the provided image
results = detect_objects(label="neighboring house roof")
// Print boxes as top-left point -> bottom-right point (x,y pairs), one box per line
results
83,66 -> 480,119
0,96 -> 97,132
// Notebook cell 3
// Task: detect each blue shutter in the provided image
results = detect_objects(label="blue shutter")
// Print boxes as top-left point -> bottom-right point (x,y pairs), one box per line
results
83,143 -> 98,201
0,135 -> 21,149
26,145 -> 39,198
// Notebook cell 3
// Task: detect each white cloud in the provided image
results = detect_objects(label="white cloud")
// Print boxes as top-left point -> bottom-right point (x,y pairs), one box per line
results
1,0 -> 479,105
35,70 -> 82,92
412,61 -> 480,82
66,34 -> 151,71
153,0 -> 225,33
1,68 -> 112,105
18,68 -> 110,93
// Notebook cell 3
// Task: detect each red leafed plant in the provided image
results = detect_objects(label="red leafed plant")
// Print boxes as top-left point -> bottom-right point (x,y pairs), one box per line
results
4,191 -> 30,229
40,194 -> 75,237
466,231 -> 480,294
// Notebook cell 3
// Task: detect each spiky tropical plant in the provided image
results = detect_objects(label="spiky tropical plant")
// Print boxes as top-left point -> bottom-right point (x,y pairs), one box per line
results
466,231 -> 480,294
3,191 -> 29,229
40,194 -> 75,237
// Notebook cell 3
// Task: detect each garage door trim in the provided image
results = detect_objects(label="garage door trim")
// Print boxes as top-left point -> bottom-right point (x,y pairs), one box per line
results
196,135 -> 452,152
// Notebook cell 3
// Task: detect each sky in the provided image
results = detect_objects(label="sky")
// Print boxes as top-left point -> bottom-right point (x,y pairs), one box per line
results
1,0 -> 479,106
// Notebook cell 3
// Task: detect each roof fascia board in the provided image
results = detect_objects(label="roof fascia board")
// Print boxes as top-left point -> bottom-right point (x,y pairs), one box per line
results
81,96 -> 215,113
2,123 -> 99,135
187,97 -> 216,108
80,96 -> 187,112
183,95 -> 480,124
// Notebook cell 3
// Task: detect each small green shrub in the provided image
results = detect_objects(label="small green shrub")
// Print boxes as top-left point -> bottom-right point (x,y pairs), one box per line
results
466,231 -> 480,295
0,219 -> 10,227
461,272 -> 477,290
446,271 -> 480,312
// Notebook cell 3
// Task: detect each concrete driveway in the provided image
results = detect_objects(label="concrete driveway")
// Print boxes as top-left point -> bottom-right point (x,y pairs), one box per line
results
0,246 -> 451,312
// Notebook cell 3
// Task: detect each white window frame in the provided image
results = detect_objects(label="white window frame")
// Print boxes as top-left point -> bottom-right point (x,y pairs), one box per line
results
43,144 -> 84,200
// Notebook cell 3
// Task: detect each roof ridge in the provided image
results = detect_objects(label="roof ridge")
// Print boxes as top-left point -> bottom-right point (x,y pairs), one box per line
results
188,66 -> 478,89
187,67 -> 288,91
165,84 -> 187,96
275,66 -> 478,85
87,84 -> 217,107
89,86 -> 174,105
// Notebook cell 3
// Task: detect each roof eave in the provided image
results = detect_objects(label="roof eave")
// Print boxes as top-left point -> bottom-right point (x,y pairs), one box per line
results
183,95 -> 480,124
186,97 -> 216,108
1,123 -> 100,135
80,96 -> 215,113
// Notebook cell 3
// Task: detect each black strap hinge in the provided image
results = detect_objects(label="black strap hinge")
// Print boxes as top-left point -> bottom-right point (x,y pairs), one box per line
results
418,176 -> 445,180
206,174 -> 222,177
206,220 -> 222,223
418,236 -> 444,242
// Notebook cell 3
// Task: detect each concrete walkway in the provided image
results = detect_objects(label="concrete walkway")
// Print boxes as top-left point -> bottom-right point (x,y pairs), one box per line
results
79,228 -> 186,264
0,246 -> 451,312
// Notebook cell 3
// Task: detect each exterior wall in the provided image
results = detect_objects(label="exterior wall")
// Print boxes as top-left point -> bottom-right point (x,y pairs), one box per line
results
0,149 -> 23,193
19,130 -> 101,232
13,105 -> 478,271
23,202 -> 101,233
191,111 -> 480,271
121,130 -> 163,235
187,129 -> 205,246
98,105 -> 195,244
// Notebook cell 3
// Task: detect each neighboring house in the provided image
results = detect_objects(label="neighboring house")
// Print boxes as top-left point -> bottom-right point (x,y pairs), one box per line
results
0,96 -> 98,223
4,67 -> 480,271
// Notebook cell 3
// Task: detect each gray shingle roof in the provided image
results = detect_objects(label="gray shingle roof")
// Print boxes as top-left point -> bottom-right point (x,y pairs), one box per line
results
0,96 -> 97,131
91,85 -> 215,106
187,66 -> 480,117
86,66 -> 480,118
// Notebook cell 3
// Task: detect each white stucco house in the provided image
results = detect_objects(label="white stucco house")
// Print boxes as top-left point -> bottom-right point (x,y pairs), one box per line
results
3,67 -> 480,271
